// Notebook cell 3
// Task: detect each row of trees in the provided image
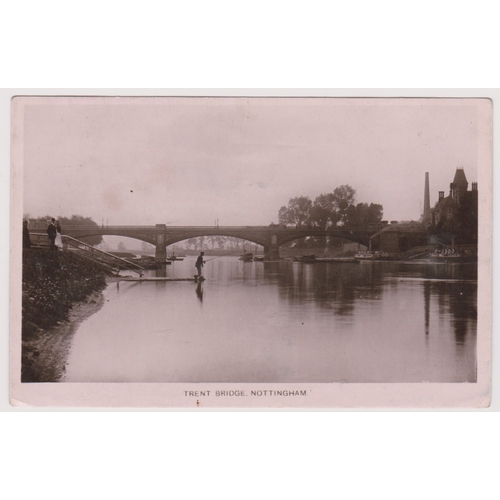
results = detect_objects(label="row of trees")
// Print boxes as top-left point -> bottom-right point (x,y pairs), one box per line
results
184,236 -> 261,252
278,185 -> 383,231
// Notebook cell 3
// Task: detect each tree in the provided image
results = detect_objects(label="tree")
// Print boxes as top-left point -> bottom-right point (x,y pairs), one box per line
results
141,241 -> 154,254
308,186 -> 356,229
226,237 -> 239,250
345,203 -> 383,230
277,184 -> 383,248
215,236 -> 226,250
310,193 -> 339,228
186,238 -> 197,250
117,241 -> 127,252
331,185 -> 356,226
278,196 -> 312,226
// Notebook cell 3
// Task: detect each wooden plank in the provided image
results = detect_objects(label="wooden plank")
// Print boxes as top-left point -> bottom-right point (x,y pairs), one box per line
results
107,277 -> 204,282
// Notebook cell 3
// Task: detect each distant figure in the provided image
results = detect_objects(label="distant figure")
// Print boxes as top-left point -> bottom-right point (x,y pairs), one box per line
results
195,251 -> 205,277
55,220 -> 63,249
23,219 -> 31,249
47,218 -> 57,251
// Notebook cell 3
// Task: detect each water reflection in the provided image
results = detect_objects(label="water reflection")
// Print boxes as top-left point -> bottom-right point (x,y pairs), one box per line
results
156,264 -> 167,278
195,282 -> 204,303
424,281 -> 430,336
65,258 -> 477,383
273,262 -> 385,317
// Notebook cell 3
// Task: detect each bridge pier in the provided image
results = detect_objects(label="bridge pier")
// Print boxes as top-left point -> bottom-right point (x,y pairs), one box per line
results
264,234 -> 280,260
155,224 -> 167,262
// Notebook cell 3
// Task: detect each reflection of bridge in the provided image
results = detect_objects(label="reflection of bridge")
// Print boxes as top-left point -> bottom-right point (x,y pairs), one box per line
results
60,224 -> 377,261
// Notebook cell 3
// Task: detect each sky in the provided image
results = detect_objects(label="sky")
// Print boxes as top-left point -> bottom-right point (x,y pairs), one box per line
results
22,97 -> 480,226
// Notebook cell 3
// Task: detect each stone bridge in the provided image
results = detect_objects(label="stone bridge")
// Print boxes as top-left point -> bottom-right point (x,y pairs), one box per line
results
57,224 -> 376,261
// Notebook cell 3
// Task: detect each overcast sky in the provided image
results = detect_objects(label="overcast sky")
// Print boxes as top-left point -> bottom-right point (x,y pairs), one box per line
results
22,97 -> 479,226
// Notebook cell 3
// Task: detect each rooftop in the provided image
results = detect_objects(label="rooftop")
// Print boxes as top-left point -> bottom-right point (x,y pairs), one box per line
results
452,168 -> 468,187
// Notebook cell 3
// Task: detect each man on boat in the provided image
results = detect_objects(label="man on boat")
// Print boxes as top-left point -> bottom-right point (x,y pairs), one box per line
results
195,251 -> 205,278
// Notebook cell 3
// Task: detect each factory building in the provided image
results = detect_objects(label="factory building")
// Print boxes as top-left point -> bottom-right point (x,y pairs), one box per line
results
370,168 -> 477,253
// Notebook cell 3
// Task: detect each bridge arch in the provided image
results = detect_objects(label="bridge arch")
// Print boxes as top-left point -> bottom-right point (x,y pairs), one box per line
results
164,231 -> 268,249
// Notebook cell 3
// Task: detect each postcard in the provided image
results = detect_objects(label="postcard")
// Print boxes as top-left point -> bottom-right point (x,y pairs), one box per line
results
9,96 -> 492,407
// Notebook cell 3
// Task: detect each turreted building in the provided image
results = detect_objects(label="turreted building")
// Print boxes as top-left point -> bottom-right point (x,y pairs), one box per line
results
370,168 -> 478,254
431,168 -> 478,245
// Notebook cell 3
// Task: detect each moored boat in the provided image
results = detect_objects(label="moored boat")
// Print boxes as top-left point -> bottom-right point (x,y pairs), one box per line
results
354,251 -> 375,261
428,249 -> 476,263
239,252 -> 254,262
354,251 -> 391,261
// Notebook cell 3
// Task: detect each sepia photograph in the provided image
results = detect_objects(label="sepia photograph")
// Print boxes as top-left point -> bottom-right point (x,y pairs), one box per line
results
9,95 -> 492,407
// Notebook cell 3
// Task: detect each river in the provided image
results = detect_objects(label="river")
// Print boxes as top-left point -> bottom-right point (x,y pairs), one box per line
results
63,257 -> 477,383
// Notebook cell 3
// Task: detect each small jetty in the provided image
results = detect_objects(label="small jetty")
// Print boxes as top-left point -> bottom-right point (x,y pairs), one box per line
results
108,276 -> 205,283
315,257 -> 359,264
293,255 -> 359,264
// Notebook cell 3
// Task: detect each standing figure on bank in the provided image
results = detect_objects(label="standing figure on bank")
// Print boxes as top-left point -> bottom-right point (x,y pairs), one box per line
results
195,251 -> 205,278
47,218 -> 57,251
55,220 -> 63,249
23,219 -> 31,249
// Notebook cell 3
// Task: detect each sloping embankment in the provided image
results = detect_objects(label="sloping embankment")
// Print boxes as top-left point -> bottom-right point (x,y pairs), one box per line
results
21,250 -> 109,382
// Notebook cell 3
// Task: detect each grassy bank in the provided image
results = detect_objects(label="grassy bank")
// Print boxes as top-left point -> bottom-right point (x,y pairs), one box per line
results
22,249 -> 109,382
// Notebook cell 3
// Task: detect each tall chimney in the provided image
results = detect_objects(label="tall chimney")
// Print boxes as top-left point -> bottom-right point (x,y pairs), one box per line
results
423,172 -> 431,224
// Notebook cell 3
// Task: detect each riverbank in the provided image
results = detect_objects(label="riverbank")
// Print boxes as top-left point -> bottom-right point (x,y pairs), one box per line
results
22,249 -> 109,382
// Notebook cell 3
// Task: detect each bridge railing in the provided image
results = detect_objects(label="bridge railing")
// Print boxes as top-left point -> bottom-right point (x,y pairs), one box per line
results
28,223 -> 376,233
29,233 -> 145,275
62,235 -> 145,275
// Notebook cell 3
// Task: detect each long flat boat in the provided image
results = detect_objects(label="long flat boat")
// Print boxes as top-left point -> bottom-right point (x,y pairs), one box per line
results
331,257 -> 359,263
293,254 -> 317,263
429,253 -> 476,263
132,257 -> 171,268
167,255 -> 184,261
300,256 -> 360,264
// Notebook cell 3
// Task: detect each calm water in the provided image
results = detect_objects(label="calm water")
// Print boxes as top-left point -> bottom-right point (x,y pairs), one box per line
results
64,257 -> 477,383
